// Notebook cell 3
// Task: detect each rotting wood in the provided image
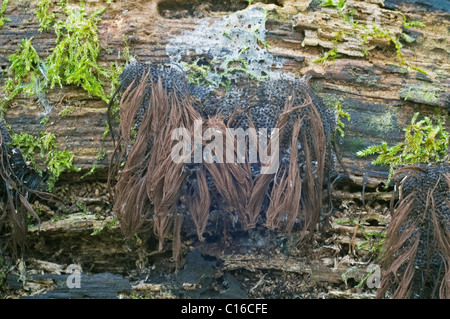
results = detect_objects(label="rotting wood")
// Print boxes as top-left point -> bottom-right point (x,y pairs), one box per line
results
222,254 -> 344,284
0,0 -> 449,299
26,213 -> 154,274
0,0 -> 448,185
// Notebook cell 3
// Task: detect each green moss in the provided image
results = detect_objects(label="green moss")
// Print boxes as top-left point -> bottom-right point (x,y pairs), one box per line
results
2,1 -> 120,182
76,201 -> 88,214
363,25 -> 428,75
0,0 -> 10,28
90,215 -> 118,236
81,163 -> 98,179
342,9 -> 358,28
400,32 -> 416,44
0,38 -> 42,113
313,27 -> 346,64
312,4 -> 428,74
319,0 -> 346,10
357,110 -> 449,185
2,1 -> 115,115
36,0 -> 56,32
313,94 -> 350,137
9,131 -> 80,190
223,29 -> 232,41
334,101 -> 350,137
403,16 -> 426,29
121,34 -> 133,63
8,38 -> 40,81
336,218 -> 386,260
46,2 -> 108,101
59,105 -> 73,117
313,44 -> 341,63
183,60 -> 216,87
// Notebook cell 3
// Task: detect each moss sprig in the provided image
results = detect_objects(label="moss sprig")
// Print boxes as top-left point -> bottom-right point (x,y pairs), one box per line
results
2,1 -> 113,115
45,2 -> 108,101
357,110 -> 449,185
8,38 -> 40,81
0,0 -> 10,28
36,0 -> 56,32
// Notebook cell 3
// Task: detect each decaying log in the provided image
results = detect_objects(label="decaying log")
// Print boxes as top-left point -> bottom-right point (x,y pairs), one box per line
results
0,0 -> 448,186
222,254 -> 345,285
26,213 -> 154,274
0,0 -> 449,299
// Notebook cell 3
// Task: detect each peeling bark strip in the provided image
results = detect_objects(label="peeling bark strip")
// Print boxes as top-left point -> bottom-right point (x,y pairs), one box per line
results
108,61 -> 337,260
378,164 -> 450,299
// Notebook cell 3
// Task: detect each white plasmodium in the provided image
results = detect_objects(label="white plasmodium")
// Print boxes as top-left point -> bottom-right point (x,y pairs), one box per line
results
166,6 -> 286,87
